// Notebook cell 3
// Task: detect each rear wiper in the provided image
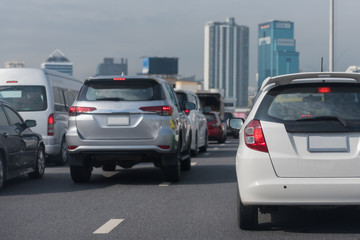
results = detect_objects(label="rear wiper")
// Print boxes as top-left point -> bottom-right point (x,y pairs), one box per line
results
296,116 -> 347,127
96,97 -> 124,101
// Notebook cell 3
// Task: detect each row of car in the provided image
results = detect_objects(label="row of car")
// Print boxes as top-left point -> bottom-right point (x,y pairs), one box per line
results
0,70 -> 234,189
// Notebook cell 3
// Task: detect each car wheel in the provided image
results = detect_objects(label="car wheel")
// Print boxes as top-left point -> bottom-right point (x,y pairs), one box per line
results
237,189 -> 258,230
163,142 -> 181,182
102,164 -> 116,171
199,132 -> 208,152
181,141 -> 192,171
0,155 -> 5,189
56,137 -> 68,165
70,165 -> 92,183
29,147 -> 45,179
191,133 -> 198,157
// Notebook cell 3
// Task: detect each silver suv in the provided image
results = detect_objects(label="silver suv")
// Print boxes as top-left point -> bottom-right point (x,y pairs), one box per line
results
175,89 -> 208,156
66,76 -> 194,183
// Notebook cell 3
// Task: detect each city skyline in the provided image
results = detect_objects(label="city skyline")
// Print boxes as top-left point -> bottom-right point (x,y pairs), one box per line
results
1,0 -> 359,87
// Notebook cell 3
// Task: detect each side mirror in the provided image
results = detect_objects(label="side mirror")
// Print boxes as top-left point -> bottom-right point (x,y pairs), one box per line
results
184,102 -> 195,111
25,119 -> 37,128
229,118 -> 244,130
203,106 -> 211,114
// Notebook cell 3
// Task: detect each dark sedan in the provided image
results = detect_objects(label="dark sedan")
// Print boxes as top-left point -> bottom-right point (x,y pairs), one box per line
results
0,100 -> 45,189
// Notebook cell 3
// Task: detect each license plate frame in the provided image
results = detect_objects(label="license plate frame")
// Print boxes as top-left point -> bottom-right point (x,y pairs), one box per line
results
308,134 -> 348,152
107,115 -> 130,126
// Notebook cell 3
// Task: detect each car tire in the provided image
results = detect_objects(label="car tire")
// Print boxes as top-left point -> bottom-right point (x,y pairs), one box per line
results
199,132 -> 208,152
0,155 -> 5,189
181,141 -> 192,171
102,164 -> 116,171
70,165 -> 92,183
55,137 -> 68,165
163,143 -> 181,182
237,189 -> 258,230
191,133 -> 198,157
29,147 -> 45,179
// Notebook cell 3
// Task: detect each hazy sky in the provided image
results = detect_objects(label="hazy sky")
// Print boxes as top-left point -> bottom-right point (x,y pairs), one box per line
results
1,0 -> 359,87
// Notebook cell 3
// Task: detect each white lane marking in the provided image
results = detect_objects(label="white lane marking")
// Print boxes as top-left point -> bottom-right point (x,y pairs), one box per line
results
103,171 -> 118,178
159,182 -> 171,187
203,152 -> 210,156
93,219 -> 124,234
191,162 -> 197,166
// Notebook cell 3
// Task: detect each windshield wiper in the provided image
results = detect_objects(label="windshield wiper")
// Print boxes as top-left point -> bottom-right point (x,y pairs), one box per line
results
296,116 -> 347,127
96,97 -> 124,101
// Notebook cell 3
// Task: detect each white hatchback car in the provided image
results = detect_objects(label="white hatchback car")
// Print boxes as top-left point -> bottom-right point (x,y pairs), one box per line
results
230,72 -> 360,230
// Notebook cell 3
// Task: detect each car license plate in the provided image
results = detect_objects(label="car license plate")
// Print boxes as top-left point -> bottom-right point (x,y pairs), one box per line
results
107,115 -> 129,126
308,134 -> 348,152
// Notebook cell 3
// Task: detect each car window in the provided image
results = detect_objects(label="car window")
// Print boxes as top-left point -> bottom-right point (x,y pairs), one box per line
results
3,106 -> 23,126
176,92 -> 187,108
0,86 -> 47,111
0,106 -> 9,126
257,83 -> 360,121
205,114 -> 216,122
79,80 -> 164,101
165,84 -> 181,110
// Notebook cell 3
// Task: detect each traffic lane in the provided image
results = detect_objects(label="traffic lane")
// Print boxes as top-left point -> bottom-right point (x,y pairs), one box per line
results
0,139 -> 359,239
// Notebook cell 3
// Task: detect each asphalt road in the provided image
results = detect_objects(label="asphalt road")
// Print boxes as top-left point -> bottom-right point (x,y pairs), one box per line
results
1,138 -> 360,240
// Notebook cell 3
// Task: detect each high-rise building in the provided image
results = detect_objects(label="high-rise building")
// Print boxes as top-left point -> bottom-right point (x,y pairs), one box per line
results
41,49 -> 73,75
96,58 -> 128,76
204,17 -> 249,109
257,20 -> 299,87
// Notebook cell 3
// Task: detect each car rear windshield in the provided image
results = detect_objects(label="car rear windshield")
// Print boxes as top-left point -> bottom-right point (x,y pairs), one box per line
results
256,83 -> 360,132
78,79 -> 164,101
0,86 -> 47,111
205,113 -> 216,122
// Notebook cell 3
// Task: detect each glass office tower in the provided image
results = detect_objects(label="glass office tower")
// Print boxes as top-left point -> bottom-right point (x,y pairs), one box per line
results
204,18 -> 249,108
258,20 -> 299,88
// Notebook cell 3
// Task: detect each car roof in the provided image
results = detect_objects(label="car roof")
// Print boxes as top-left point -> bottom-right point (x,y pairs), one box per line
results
174,89 -> 196,95
86,75 -> 167,84
260,72 -> 360,91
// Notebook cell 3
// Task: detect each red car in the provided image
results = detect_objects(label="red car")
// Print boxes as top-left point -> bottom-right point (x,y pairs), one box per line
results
205,111 -> 227,143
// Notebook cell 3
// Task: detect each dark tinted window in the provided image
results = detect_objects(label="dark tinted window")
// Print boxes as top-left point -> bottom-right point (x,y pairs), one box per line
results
260,83 -> 360,121
256,83 -> 360,132
79,80 -> 164,101
0,86 -> 47,111
3,106 -> 23,126
205,113 -> 216,122
0,107 -> 9,126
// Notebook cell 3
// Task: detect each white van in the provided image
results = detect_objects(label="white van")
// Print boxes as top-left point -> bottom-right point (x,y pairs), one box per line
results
0,68 -> 83,164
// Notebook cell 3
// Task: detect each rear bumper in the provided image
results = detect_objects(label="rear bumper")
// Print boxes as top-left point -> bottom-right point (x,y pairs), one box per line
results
236,144 -> 360,206
239,177 -> 360,206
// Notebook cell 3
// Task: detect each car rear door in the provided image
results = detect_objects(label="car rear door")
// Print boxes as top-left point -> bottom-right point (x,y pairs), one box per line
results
258,83 -> 360,178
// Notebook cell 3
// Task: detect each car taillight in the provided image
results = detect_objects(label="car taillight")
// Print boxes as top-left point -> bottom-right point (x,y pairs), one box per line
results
184,109 -> 190,115
244,120 -> 268,152
139,106 -> 173,116
48,113 -> 55,136
69,106 -> 97,116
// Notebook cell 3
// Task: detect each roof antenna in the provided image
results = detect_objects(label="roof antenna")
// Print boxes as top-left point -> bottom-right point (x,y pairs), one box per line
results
321,57 -> 324,72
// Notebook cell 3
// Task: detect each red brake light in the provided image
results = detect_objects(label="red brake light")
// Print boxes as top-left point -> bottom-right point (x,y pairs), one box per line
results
139,106 -> 173,116
48,113 -> 55,136
244,120 -> 268,152
6,81 -> 18,83
68,146 -> 78,150
113,78 -> 126,81
318,87 -> 331,93
69,106 -> 97,116
184,109 -> 190,115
